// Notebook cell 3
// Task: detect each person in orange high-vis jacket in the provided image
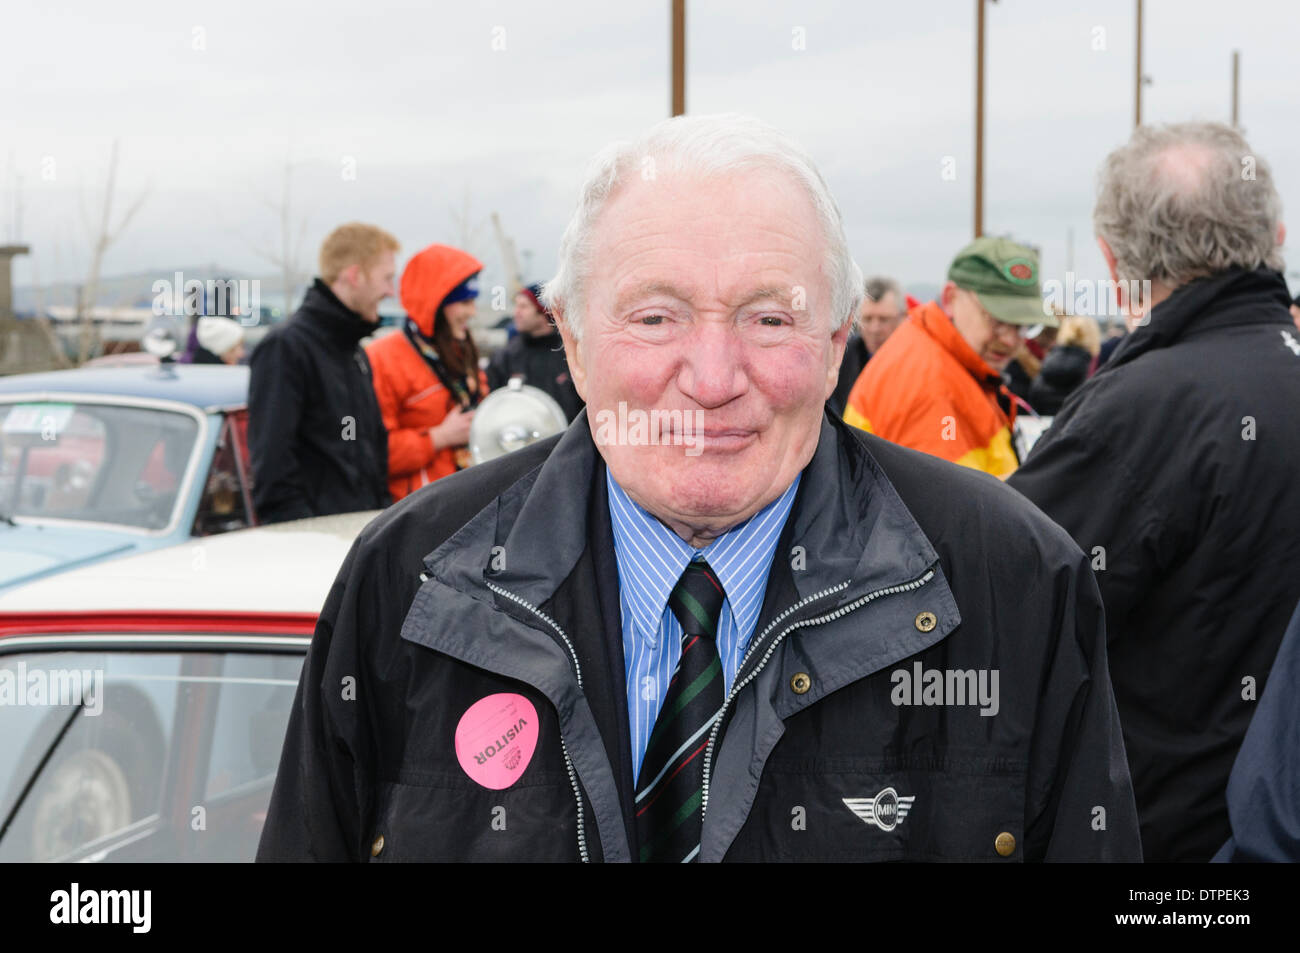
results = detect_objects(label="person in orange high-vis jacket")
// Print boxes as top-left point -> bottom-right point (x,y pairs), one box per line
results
367,244 -> 489,501
843,238 -> 1056,479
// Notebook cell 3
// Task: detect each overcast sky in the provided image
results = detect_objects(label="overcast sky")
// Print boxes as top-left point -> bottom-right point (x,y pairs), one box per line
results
3,0 -> 1298,307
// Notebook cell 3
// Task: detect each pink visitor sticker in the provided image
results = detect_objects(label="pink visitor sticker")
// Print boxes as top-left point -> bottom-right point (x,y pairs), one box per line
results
454,693 -> 540,790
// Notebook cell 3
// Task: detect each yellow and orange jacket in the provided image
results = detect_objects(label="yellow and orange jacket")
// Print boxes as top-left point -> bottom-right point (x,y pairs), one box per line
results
367,245 -> 488,501
843,301 -> 1019,478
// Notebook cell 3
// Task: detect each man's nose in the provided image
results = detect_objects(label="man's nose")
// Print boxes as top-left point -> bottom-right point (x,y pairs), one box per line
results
676,319 -> 748,408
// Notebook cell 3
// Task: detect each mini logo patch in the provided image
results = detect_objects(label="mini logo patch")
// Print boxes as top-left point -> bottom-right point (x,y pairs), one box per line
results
1005,259 -> 1036,284
843,787 -> 916,832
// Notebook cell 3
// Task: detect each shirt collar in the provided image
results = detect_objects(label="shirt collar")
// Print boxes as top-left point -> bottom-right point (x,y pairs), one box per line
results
606,470 -> 801,647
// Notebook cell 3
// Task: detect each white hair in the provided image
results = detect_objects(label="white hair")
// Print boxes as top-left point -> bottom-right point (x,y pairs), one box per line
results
540,113 -> 864,341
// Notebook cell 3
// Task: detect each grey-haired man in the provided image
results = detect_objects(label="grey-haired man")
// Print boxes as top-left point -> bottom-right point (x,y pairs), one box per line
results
1010,121 -> 1300,862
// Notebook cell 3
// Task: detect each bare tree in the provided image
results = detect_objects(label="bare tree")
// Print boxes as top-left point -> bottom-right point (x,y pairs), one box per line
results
78,140 -> 150,363
448,185 -> 491,270
249,158 -> 311,317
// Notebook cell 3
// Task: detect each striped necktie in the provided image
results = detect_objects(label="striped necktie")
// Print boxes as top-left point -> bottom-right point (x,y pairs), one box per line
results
635,558 -> 726,863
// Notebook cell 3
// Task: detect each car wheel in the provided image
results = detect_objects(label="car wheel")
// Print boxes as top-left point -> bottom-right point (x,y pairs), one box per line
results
31,748 -> 133,861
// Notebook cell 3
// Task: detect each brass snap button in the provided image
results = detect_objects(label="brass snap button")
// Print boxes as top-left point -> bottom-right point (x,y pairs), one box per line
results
789,672 -> 812,694
371,834 -> 385,857
915,611 -> 937,632
994,832 -> 1016,857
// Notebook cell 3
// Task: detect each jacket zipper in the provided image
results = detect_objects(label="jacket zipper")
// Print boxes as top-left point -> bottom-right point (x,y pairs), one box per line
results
699,566 -> 937,824
483,580 -> 590,863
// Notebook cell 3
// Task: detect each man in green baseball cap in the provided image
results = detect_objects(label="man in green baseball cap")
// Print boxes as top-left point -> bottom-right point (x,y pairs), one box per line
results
843,236 -> 1053,478
945,236 -> 1055,370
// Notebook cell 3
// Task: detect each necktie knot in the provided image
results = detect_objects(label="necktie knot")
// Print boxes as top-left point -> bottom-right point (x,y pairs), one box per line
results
668,558 -> 726,639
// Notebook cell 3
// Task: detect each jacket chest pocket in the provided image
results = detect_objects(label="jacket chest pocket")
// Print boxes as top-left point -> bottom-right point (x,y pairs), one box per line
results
368,770 -> 581,862
726,756 -> 1027,862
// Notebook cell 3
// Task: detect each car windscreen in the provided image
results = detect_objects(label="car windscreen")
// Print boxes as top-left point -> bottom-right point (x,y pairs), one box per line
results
0,402 -> 199,530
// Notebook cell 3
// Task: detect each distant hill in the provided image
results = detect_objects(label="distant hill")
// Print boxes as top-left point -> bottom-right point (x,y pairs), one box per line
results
12,266 -> 285,312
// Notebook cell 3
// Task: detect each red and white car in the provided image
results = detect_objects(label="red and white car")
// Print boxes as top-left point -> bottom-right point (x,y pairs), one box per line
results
0,510 -> 377,862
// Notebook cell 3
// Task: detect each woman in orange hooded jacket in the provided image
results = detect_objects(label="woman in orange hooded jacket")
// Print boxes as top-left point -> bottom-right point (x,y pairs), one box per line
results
366,244 -> 489,501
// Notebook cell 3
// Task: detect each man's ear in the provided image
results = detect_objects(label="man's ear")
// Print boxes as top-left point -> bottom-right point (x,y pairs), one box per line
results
1277,222 -> 1287,248
1096,236 -> 1120,283
824,316 -> 851,400
1096,235 -> 1134,316
939,280 -> 958,314
555,308 -> 588,401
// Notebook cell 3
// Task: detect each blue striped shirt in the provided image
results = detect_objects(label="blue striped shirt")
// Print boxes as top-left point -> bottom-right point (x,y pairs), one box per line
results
606,471 -> 800,783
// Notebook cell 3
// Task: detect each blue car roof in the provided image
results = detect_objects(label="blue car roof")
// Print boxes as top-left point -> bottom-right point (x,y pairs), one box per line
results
0,364 -> 248,409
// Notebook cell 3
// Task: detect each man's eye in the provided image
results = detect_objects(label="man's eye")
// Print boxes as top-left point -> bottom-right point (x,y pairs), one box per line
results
757,315 -> 787,327
639,314 -> 667,325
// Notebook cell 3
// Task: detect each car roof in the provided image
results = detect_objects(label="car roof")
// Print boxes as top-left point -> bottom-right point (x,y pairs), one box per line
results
0,364 -> 248,409
0,511 -> 379,615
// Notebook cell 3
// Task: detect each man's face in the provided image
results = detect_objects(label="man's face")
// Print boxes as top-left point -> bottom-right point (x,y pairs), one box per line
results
859,290 -> 904,354
513,293 -> 549,336
947,284 -> 1024,371
1290,303 -> 1300,331
348,251 -> 396,323
560,168 -> 847,543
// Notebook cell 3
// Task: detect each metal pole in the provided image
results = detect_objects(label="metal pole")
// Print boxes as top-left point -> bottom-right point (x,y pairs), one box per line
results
671,0 -> 686,117
1231,50 -> 1240,127
975,0 -> 985,238
1135,0 -> 1143,127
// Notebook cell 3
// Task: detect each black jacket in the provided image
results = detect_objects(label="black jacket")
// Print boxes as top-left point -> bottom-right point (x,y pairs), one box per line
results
485,329 -> 584,422
258,411 -> 1139,862
828,334 -> 869,417
248,280 -> 391,524
1028,344 -> 1092,416
1009,267 -> 1300,861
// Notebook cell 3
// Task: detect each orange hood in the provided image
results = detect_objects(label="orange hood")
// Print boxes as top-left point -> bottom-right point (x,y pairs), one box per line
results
399,244 -> 484,337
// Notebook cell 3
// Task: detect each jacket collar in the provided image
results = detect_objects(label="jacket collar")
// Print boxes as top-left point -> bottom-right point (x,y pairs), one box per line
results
1106,266 -> 1293,371
521,328 -> 564,350
914,300 -> 1002,389
296,278 -> 377,350
422,409 -> 943,637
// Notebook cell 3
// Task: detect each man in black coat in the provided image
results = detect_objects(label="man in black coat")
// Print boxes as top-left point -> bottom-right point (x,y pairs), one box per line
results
1009,121 -> 1300,861
485,283 -> 584,421
248,223 -> 398,524
259,115 -> 1139,863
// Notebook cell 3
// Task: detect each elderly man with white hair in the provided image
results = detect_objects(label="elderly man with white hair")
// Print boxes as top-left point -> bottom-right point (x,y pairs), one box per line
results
258,114 -> 1139,863
1010,121 -> 1300,862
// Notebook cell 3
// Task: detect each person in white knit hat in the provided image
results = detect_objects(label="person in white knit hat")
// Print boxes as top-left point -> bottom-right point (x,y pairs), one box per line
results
195,316 -> 245,365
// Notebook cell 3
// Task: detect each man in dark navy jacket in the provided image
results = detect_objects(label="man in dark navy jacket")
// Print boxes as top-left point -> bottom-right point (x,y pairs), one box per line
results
259,115 -> 1140,863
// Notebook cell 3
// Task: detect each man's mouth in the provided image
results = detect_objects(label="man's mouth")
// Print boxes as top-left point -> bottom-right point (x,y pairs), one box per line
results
685,428 -> 758,453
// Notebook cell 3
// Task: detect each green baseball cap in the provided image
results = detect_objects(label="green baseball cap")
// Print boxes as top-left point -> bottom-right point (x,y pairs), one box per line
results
947,237 -> 1055,327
